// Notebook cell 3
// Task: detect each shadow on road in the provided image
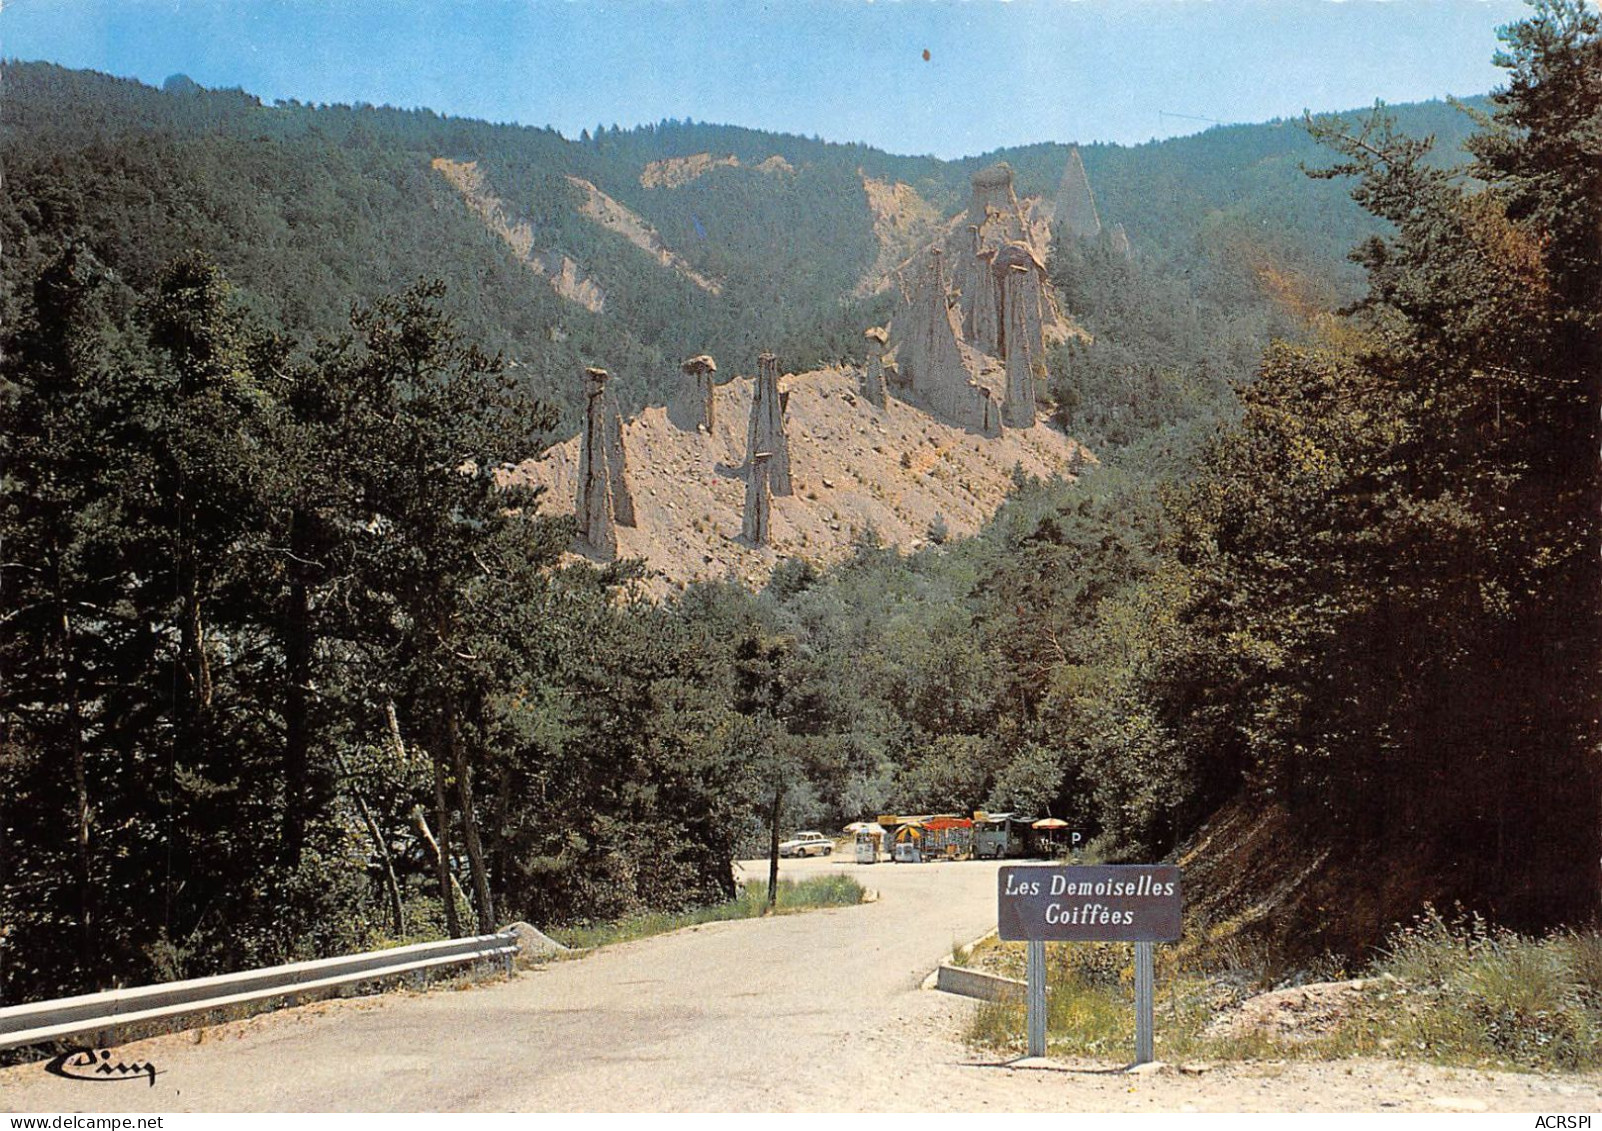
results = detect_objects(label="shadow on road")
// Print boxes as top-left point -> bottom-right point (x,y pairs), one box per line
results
962,1057 -> 1134,1076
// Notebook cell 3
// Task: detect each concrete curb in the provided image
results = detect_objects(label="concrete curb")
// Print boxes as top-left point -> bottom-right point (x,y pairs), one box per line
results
933,963 -> 1027,1003
922,927 -> 1025,1002
921,925 -> 997,989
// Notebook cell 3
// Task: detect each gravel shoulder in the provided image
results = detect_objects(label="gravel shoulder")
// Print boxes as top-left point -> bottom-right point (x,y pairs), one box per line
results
3,855 -> 1599,1112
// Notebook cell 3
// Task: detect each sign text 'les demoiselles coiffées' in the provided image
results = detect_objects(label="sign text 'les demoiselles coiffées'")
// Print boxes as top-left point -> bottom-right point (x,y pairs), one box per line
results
997,864 -> 1182,943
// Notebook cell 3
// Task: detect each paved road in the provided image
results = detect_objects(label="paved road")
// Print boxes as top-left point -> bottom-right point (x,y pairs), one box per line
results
1,855 -> 1012,1112
6,855 -> 1599,1112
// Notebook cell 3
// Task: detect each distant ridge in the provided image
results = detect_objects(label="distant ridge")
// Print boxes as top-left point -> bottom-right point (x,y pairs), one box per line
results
2,60 -> 1488,434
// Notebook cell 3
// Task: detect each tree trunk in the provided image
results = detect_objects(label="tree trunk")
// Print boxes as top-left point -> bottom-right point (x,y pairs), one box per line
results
448,701 -> 495,934
280,508 -> 313,869
412,805 -> 469,925
490,760 -> 513,918
428,723 -> 462,938
379,702 -> 415,934
384,700 -> 410,765
60,604 -> 93,982
767,785 -> 782,912
348,773 -> 405,938
181,566 -> 212,710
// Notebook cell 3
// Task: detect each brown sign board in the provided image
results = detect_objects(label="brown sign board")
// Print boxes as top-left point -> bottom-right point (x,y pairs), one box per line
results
997,864 -> 1182,943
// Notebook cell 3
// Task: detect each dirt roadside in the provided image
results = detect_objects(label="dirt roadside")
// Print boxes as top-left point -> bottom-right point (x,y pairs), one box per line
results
2,856 -> 1598,1112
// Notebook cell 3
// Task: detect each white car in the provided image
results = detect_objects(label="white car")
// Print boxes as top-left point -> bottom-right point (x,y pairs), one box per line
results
779,831 -> 833,858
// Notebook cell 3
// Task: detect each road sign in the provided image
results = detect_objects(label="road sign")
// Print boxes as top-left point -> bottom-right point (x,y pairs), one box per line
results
998,864 -> 1182,1063
997,864 -> 1182,943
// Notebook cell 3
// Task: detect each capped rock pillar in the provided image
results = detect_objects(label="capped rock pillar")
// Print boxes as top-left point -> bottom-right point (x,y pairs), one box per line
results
1002,265 -> 1037,429
575,366 -> 635,557
861,326 -> 889,408
745,352 -> 792,496
964,222 -> 1001,356
681,354 -> 719,433
742,451 -> 773,546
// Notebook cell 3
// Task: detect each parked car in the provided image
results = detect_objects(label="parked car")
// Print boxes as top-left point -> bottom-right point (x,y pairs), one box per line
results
779,831 -> 833,857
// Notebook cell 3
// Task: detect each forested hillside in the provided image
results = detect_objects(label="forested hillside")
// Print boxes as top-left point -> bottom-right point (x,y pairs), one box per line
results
3,59 -> 1478,433
0,64 -> 900,429
3,0 -> 1598,1009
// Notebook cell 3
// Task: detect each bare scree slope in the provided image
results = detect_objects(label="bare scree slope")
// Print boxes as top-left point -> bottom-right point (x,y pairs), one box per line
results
477,157 -> 1101,592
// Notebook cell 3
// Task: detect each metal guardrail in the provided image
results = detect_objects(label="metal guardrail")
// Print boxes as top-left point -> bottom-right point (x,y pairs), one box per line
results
0,931 -> 518,1051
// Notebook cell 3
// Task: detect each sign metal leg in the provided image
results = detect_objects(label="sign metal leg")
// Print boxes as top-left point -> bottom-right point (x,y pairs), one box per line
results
1026,938 -> 1047,1058
1134,940 -> 1154,1064
997,864 -> 1180,1069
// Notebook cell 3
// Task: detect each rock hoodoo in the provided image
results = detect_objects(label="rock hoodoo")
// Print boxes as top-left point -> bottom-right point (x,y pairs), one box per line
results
884,161 -> 1066,435
953,163 -> 1030,351
993,241 -> 1047,377
575,366 -> 635,557
681,354 -> 719,432
1002,263 -> 1038,428
861,326 -> 889,407
1109,222 -> 1133,260
746,352 -> 793,496
997,240 -> 1048,428
539,148 -> 1107,585
968,227 -> 1001,356
742,451 -> 773,546
891,246 -> 1002,436
967,162 -> 1030,243
1055,145 -> 1102,241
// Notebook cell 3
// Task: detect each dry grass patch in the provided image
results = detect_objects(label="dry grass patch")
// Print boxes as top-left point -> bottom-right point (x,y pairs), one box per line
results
963,910 -> 1602,1072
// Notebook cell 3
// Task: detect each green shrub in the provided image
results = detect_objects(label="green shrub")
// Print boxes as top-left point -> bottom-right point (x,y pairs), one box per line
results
964,918 -> 1602,1072
1373,910 -> 1602,1071
550,874 -> 866,950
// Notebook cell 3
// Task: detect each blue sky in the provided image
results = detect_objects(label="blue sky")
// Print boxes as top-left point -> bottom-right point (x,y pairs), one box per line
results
1,0 -> 1533,158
